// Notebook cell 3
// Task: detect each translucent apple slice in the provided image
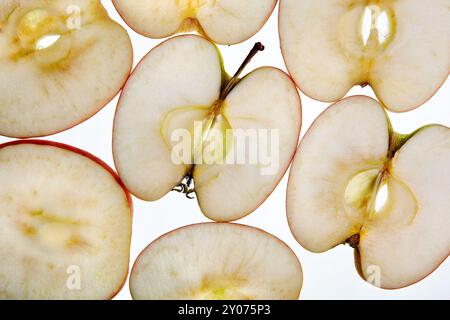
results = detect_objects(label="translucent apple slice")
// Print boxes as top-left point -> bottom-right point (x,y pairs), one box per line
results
130,223 -> 303,300
113,35 -> 222,201
287,96 -> 389,253
279,0 -> 449,112
359,126 -> 450,289
0,140 -> 132,299
369,0 -> 449,111
287,95 -> 450,289
279,0 -> 363,103
0,0 -> 133,138
195,67 -> 302,221
112,0 -> 277,45
113,35 -> 301,222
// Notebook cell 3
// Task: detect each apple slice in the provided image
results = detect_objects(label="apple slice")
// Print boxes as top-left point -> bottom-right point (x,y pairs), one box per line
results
112,0 -> 277,45
0,0 -> 133,138
287,95 -> 450,289
130,223 -> 303,300
279,0 -> 449,112
0,140 -> 132,299
113,35 -> 301,222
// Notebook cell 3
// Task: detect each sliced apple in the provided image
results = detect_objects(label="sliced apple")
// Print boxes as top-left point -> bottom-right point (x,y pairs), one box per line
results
0,140 -> 132,299
0,0 -> 133,138
112,0 -> 277,45
130,223 -> 303,300
287,95 -> 450,289
113,35 -> 301,222
279,0 -> 450,112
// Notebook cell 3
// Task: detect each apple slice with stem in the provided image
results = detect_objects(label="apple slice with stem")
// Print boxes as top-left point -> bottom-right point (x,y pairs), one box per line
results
287,95 -> 450,289
0,140 -> 132,299
112,0 -> 277,45
130,223 -> 303,300
0,0 -> 133,138
279,0 -> 449,112
113,35 -> 301,222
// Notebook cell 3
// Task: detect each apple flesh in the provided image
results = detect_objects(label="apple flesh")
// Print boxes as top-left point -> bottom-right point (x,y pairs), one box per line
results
113,35 -> 301,222
112,0 -> 277,45
0,140 -> 132,299
0,0 -> 133,138
130,223 -> 303,300
279,0 -> 450,112
287,96 -> 450,289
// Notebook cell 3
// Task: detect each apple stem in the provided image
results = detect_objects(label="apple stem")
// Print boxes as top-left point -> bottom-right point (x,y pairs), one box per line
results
346,234 -> 360,249
388,132 -> 409,158
220,42 -> 265,100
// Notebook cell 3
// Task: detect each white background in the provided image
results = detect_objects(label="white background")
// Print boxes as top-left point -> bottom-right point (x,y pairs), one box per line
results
1,1 -> 448,300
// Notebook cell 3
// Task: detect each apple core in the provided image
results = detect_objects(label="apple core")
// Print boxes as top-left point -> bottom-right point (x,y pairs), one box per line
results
196,277 -> 251,300
360,4 -> 395,49
338,2 -> 396,83
12,7 -> 70,63
343,134 -> 420,243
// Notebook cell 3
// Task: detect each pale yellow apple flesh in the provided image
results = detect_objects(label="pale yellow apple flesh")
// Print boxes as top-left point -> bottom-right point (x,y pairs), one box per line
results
130,223 -> 303,300
113,35 -> 301,222
287,96 -> 450,289
112,0 -> 277,45
0,141 -> 132,299
279,0 -> 449,112
0,0 -> 133,138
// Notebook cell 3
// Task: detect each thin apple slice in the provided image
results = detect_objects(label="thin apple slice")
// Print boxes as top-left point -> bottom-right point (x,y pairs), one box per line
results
279,0 -> 449,112
359,126 -> 450,289
0,140 -> 132,299
287,95 -> 450,289
279,0 -> 362,103
113,35 -> 301,222
287,96 -> 389,253
194,67 -> 301,221
112,0 -> 277,45
114,35 -> 222,202
0,0 -> 133,138
369,0 -> 449,111
130,223 -> 303,300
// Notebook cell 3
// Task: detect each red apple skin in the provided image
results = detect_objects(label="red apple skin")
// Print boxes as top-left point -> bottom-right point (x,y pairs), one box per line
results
277,1 -> 450,113
130,222 -> 303,300
0,139 -> 133,300
112,0 -> 278,45
112,37 -> 302,221
0,30 -> 133,140
286,97 -> 450,289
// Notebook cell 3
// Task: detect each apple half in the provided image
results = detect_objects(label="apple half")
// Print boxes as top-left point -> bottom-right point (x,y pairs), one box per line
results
112,0 -> 277,45
279,0 -> 450,112
287,95 -> 450,289
0,140 -> 132,299
130,223 -> 303,300
113,35 -> 301,222
0,0 -> 133,138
